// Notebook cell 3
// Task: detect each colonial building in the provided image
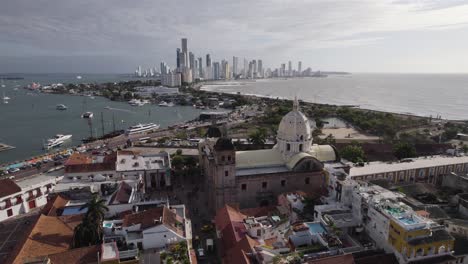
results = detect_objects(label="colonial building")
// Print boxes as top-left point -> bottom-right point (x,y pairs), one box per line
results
0,175 -> 60,222
199,98 -> 339,213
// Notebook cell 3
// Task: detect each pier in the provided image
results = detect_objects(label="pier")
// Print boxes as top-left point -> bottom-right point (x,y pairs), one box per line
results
0,143 -> 15,152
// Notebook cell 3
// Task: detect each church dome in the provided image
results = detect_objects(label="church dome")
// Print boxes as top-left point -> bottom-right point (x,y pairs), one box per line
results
277,102 -> 312,142
275,97 -> 313,159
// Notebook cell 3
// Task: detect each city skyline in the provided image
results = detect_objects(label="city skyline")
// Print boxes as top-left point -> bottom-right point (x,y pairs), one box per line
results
2,0 -> 468,73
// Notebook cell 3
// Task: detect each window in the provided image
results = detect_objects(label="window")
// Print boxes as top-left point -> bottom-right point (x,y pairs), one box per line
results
286,144 -> 290,151
228,156 -> 231,161
225,170 -> 229,177
281,180 -> 286,187
221,156 -> 225,162
7,209 -> 13,217
305,177 -> 310,184
262,182 -> 267,189
257,229 -> 261,237
299,144 -> 303,152
241,184 -> 247,190
300,135 -> 304,140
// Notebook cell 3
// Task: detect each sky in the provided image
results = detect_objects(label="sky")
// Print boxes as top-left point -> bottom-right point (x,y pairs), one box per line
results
1,0 -> 468,73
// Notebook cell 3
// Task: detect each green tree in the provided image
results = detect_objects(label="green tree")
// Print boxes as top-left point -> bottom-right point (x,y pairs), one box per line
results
340,144 -> 365,163
393,142 -> 416,160
73,195 -> 109,248
248,128 -> 268,145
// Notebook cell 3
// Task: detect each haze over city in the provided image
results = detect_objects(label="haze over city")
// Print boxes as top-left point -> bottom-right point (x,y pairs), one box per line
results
2,0 -> 468,73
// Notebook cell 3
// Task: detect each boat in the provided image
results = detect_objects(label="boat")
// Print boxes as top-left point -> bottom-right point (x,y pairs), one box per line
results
76,75 -> 82,79
2,89 -> 9,104
82,112 -> 94,118
158,101 -> 174,107
43,134 -> 72,149
129,99 -> 149,106
56,104 -> 68,110
125,123 -> 160,135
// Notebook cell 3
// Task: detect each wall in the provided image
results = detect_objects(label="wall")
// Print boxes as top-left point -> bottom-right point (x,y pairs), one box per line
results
142,225 -> 185,249
236,170 -> 326,209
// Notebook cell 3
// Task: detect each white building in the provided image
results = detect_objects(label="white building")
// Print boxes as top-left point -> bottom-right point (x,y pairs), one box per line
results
116,150 -> 172,192
134,86 -> 179,98
0,175 -> 61,222
161,71 -> 182,87
103,205 -> 192,250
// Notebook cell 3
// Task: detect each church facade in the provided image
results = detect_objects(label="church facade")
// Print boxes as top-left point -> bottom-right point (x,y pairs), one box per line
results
199,99 -> 339,214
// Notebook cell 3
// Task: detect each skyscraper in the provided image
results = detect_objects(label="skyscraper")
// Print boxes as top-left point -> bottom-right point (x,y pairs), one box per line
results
243,58 -> 248,78
298,61 -> 302,76
257,59 -> 263,78
288,61 -> 292,77
181,38 -> 188,67
189,52 -> 195,69
160,62 -> 168,75
232,56 -> 238,76
206,54 -> 211,67
198,57 -> 203,78
176,48 -> 182,69
213,62 -> 220,80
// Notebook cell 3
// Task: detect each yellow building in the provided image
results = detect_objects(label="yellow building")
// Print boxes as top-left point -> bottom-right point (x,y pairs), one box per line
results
386,207 -> 454,262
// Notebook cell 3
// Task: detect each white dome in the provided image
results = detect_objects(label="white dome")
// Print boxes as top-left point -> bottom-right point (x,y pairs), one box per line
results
277,110 -> 312,142
275,97 -> 313,159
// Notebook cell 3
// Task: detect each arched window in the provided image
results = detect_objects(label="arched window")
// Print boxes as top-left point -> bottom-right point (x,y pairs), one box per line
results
300,135 -> 304,140
299,144 -> 303,152
286,143 -> 291,151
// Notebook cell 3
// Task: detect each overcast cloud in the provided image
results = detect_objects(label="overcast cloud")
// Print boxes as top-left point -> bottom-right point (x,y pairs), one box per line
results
1,0 -> 468,73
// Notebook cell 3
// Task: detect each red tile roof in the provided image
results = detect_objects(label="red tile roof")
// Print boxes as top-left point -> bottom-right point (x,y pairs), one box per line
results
108,181 -> 132,205
215,205 -> 246,232
47,245 -> 100,264
65,162 -> 116,174
41,194 -> 70,216
10,214 -> 82,264
240,205 -> 277,217
123,207 -> 164,229
306,253 -> 355,264
224,235 -> 259,264
65,153 -> 93,166
0,179 -> 22,198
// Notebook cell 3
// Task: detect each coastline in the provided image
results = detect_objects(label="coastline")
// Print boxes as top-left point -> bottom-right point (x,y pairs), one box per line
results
198,79 -> 466,123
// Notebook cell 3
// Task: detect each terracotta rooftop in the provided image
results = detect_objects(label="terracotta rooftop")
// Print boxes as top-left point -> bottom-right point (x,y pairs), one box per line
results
224,235 -> 259,264
123,207 -> 164,229
41,194 -> 70,216
65,162 -> 116,174
215,205 -> 247,232
45,245 -> 100,264
0,179 -> 22,198
162,206 -> 185,236
108,181 -> 133,205
306,253 -> 355,264
10,214 -> 82,264
65,153 -> 93,166
240,205 -> 277,217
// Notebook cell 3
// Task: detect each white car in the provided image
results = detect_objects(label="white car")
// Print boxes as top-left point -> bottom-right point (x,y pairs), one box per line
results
9,168 -> 20,173
197,248 -> 205,258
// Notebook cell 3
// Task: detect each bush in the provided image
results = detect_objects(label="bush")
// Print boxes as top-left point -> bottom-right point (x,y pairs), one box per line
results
340,144 -> 365,163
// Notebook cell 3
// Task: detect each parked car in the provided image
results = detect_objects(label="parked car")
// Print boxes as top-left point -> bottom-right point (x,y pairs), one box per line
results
8,168 -> 20,173
197,248 -> 205,259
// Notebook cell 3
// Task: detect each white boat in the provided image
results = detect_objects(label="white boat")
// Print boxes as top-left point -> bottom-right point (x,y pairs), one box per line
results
44,134 -> 72,149
82,112 -> 94,118
158,101 -> 174,107
125,123 -> 160,135
129,99 -> 149,106
2,89 -> 9,104
76,75 -> 82,79
56,104 -> 68,110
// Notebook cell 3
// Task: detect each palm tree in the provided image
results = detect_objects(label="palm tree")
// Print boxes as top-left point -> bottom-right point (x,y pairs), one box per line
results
73,194 -> 109,248
82,194 -> 108,223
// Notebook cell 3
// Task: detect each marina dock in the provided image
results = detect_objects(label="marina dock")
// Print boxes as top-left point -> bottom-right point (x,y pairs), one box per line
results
0,143 -> 15,152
